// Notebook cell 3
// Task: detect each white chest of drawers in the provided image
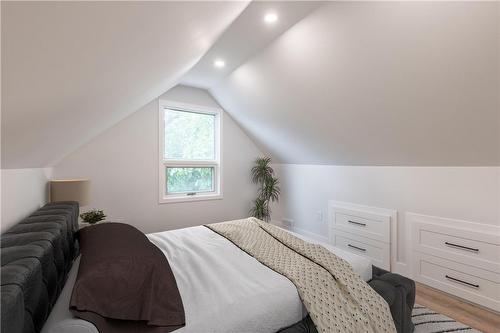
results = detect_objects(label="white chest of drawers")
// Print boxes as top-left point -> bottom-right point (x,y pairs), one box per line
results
409,213 -> 500,312
328,201 -> 397,271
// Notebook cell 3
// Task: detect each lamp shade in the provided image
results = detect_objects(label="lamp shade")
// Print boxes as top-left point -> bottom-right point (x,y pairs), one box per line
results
50,179 -> 90,206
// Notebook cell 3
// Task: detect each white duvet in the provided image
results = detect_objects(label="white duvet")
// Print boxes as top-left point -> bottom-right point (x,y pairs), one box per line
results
42,225 -> 372,333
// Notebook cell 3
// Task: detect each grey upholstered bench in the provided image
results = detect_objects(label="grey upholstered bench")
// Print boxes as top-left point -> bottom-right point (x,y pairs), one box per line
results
369,266 -> 415,333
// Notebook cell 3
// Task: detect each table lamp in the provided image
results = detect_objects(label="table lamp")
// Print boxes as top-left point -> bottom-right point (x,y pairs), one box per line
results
50,179 -> 90,206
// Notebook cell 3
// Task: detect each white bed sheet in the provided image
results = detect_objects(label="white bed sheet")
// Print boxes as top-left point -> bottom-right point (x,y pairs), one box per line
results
42,225 -> 372,333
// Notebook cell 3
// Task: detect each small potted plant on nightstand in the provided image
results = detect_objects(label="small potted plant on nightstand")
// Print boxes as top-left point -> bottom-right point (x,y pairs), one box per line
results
79,209 -> 106,229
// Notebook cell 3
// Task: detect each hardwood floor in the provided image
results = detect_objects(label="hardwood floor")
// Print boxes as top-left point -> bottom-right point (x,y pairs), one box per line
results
415,282 -> 500,333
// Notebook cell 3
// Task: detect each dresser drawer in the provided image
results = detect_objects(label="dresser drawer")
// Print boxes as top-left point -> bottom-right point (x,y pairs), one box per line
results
412,221 -> 500,273
331,230 -> 390,270
414,253 -> 500,311
334,212 -> 390,243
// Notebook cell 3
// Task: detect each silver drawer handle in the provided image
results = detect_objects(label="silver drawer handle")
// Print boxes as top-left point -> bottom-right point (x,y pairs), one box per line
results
347,244 -> 366,252
348,220 -> 366,227
444,242 -> 479,252
445,275 -> 479,289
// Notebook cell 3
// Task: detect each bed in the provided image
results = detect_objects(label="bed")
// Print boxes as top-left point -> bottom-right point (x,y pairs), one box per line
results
42,225 -> 373,333
1,202 -> 415,333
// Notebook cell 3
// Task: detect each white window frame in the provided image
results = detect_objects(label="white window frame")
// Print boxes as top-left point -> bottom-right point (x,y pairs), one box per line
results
158,100 -> 223,204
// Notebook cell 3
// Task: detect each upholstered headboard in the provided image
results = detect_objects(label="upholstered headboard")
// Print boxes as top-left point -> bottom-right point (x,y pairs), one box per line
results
1,202 -> 80,333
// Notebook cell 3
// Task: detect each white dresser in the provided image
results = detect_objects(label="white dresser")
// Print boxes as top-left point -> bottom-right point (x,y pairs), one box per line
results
328,201 -> 397,271
409,213 -> 500,312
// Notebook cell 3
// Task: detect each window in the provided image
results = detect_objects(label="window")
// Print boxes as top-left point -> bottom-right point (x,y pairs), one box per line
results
159,101 -> 222,203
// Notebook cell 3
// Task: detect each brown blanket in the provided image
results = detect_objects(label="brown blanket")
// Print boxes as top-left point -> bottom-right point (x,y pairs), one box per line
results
70,223 -> 185,333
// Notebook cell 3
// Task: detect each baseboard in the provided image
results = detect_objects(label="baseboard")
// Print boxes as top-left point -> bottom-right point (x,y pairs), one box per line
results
291,226 -> 329,243
271,221 -> 329,243
270,220 -> 292,230
394,262 -> 410,277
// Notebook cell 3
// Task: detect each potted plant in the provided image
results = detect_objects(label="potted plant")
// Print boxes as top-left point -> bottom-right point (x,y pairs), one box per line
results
80,209 -> 106,227
249,157 -> 280,222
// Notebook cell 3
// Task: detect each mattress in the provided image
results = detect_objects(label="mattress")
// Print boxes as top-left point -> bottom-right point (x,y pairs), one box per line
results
41,225 -> 372,333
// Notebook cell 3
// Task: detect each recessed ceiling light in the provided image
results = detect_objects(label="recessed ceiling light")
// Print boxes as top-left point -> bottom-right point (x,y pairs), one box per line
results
214,59 -> 225,68
264,12 -> 278,24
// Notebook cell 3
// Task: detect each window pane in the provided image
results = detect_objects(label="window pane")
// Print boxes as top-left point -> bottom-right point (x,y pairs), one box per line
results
165,109 -> 215,160
166,167 -> 214,194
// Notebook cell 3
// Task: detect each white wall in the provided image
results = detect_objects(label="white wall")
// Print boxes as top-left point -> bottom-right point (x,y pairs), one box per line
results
53,85 -> 263,233
274,165 -> 500,270
1,168 -> 52,232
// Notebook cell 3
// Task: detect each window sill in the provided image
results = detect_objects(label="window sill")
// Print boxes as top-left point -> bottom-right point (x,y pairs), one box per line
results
159,193 -> 223,204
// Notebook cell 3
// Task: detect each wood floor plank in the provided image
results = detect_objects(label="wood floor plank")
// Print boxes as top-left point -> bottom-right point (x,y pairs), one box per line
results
415,282 -> 500,333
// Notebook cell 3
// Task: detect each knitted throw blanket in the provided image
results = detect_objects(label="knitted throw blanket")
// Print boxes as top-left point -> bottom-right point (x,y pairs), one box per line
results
205,218 -> 396,333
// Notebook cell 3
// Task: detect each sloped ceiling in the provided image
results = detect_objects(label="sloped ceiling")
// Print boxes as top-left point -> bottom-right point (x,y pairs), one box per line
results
3,1 -> 499,169
210,1 -> 500,166
181,1 -> 322,89
1,1 -> 248,168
